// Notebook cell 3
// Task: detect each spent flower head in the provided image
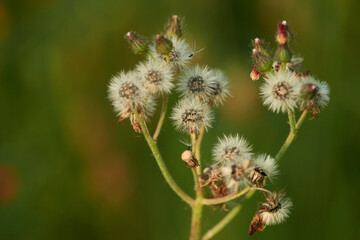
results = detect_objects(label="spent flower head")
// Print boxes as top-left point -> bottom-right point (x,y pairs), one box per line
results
221,159 -> 251,193
136,60 -> 174,95
260,70 -> 301,113
258,191 -> 292,226
299,75 -> 330,114
177,65 -> 216,103
249,154 -> 278,186
208,69 -> 230,106
171,97 -> 212,135
212,134 -> 252,164
108,71 -> 146,120
150,36 -> 193,69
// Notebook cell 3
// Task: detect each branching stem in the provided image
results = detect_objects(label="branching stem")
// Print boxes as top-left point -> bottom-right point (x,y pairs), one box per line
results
152,95 -> 169,141
132,108 -> 194,206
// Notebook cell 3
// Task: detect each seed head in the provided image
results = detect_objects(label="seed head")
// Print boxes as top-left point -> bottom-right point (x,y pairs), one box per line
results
249,154 -> 278,186
177,65 -> 217,103
136,60 -> 174,95
171,98 -> 213,135
208,69 -> 230,106
260,70 -> 301,113
212,134 -> 252,164
258,191 -> 292,226
108,71 -> 146,119
150,36 -> 192,69
221,159 -> 251,193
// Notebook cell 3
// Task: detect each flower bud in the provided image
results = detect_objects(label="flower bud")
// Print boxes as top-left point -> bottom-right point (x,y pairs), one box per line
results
276,21 -> 287,46
155,34 -> 173,55
253,38 -> 270,58
125,32 -> 149,55
275,45 -> 292,63
300,83 -> 318,100
250,65 -> 261,81
252,49 -> 272,73
165,15 -> 182,38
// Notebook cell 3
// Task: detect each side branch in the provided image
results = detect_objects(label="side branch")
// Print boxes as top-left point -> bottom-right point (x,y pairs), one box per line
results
153,95 -> 169,141
132,109 -> 194,206
202,187 -> 251,205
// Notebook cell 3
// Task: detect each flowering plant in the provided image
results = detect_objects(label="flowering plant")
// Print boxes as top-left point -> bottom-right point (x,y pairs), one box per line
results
108,16 -> 330,239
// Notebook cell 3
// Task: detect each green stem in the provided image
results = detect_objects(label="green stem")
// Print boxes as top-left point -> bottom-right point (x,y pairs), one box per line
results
147,51 -> 156,62
276,109 -> 308,161
201,190 -> 256,240
152,95 -> 169,141
189,133 -> 204,240
287,108 -> 296,133
202,187 -> 251,205
132,108 -> 194,206
195,124 -> 205,167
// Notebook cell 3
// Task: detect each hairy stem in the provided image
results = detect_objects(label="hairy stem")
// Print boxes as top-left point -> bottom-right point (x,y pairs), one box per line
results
201,190 -> 256,240
287,108 -> 296,133
132,109 -> 194,205
189,133 -> 204,240
152,95 -> 169,141
276,109 -> 308,161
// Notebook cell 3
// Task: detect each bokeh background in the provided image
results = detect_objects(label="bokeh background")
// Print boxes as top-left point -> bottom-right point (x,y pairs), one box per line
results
1,0 -> 360,239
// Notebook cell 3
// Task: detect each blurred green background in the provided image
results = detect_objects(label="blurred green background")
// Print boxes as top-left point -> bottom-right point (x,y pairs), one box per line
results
1,0 -> 359,239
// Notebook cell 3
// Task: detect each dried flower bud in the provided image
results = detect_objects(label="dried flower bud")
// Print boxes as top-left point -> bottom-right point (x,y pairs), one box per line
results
248,213 -> 266,236
165,15 -> 182,38
181,150 -> 200,168
250,65 -> 261,81
125,32 -> 149,55
155,34 -> 173,55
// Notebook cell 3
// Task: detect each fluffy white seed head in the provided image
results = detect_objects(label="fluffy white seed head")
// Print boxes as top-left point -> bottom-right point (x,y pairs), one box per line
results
299,75 -> 330,110
108,71 -> 146,117
208,69 -> 230,106
177,65 -> 217,103
260,70 -> 301,113
212,134 -> 252,164
149,37 -> 192,69
171,97 -> 213,134
222,159 -> 251,193
250,154 -> 278,185
136,60 -> 174,95
259,194 -> 292,226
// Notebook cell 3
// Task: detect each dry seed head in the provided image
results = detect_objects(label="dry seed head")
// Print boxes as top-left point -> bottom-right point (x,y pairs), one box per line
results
171,97 -> 213,134
222,159 -> 251,193
136,60 -> 174,95
108,71 -> 146,118
177,65 -> 216,103
260,70 -> 301,113
212,134 -> 252,164
149,36 -> 192,69
258,191 -> 292,226
299,75 -> 330,112
208,69 -> 230,106
249,154 -> 278,186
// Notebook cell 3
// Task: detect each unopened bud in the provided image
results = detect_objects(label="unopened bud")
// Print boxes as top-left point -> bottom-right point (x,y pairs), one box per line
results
253,38 -> 270,57
250,65 -> 261,81
155,34 -> 173,55
252,49 -> 272,72
276,21 -> 287,45
125,32 -> 149,55
181,150 -> 200,168
275,45 -> 292,63
300,83 -> 318,100
165,15 -> 182,38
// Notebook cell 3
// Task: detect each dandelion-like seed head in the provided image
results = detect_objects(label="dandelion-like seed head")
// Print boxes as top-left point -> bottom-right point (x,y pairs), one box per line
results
222,159 -> 251,193
249,154 -> 278,186
208,69 -> 230,106
299,75 -> 330,112
177,65 -> 215,102
171,98 -> 212,134
150,37 -> 192,69
260,70 -> 301,113
259,191 -> 292,226
108,71 -> 146,119
136,60 -> 174,95
212,134 -> 252,164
